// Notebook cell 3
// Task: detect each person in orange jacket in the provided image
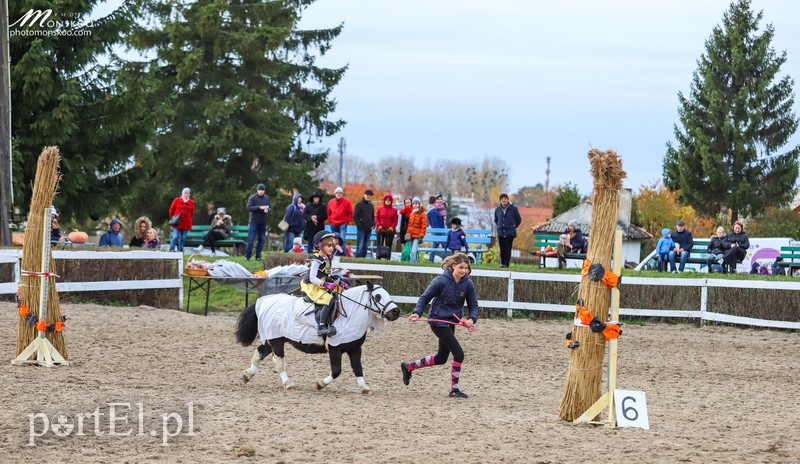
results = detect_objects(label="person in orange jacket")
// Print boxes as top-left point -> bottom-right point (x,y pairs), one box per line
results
405,197 -> 427,263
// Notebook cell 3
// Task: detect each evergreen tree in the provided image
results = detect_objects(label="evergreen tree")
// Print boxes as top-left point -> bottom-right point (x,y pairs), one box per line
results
552,182 -> 580,218
664,0 -> 799,224
127,0 -> 345,226
9,0 -> 154,221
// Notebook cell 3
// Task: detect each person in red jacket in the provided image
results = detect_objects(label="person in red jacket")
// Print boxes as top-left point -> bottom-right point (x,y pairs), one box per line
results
374,193 -> 399,256
169,187 -> 195,252
326,186 -> 353,239
397,197 -> 413,248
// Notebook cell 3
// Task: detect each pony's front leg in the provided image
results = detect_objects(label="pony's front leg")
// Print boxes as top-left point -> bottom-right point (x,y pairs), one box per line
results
243,343 -> 272,384
348,345 -> 373,395
316,346 -> 343,391
269,339 -> 295,390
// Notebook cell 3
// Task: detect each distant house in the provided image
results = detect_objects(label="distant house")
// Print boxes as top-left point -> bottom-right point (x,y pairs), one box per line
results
532,189 -> 651,267
516,207 -> 553,226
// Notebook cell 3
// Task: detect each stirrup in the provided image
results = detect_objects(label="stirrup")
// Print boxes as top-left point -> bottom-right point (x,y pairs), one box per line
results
317,325 -> 336,337
449,389 -> 468,398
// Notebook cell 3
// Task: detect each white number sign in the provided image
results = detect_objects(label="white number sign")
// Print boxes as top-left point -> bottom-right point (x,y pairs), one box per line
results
614,389 -> 649,430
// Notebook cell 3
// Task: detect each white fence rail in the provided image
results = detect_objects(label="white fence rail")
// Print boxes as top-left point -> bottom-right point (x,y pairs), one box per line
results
3,254 -> 798,328
343,262 -> 800,330
0,250 -> 184,309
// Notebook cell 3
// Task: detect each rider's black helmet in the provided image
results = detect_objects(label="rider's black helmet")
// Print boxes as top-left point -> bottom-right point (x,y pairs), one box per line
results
313,230 -> 336,249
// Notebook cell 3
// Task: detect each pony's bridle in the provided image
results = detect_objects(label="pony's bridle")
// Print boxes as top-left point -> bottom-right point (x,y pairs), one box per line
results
337,285 -> 395,319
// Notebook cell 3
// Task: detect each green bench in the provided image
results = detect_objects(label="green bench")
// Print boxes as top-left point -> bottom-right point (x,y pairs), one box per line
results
185,225 -> 249,254
776,246 -> 800,275
529,233 -> 586,268
684,239 -> 712,265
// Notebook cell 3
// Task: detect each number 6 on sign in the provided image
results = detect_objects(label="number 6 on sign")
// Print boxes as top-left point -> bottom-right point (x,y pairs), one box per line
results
614,389 -> 650,430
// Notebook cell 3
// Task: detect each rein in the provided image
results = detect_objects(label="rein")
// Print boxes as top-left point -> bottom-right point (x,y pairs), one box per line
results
401,314 -> 475,332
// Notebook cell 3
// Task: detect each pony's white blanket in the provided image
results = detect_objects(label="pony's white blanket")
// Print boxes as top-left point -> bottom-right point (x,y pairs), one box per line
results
255,287 -> 386,347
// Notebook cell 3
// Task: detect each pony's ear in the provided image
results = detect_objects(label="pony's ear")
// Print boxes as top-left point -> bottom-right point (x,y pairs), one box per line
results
366,281 -> 374,292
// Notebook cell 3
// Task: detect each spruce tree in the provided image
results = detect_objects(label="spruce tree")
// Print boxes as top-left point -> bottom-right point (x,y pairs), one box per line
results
9,0 -> 154,222
127,0 -> 345,226
552,182 -> 581,218
664,0 -> 799,224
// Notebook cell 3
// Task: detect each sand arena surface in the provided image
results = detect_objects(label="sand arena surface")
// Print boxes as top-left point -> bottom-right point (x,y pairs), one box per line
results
1,301 -> 798,463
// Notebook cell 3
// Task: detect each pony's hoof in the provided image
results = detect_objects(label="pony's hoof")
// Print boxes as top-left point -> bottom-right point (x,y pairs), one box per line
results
315,381 -> 327,390
242,371 -> 253,384
361,387 -> 373,396
284,381 -> 296,390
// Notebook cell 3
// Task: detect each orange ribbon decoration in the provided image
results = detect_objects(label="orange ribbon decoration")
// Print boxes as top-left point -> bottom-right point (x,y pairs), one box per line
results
581,259 -> 620,289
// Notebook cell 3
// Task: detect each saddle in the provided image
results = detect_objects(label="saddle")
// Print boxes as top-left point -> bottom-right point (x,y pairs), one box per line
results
300,297 -> 342,327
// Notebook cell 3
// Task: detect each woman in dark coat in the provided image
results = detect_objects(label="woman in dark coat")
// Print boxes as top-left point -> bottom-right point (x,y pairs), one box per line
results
722,221 -> 749,274
303,191 -> 327,254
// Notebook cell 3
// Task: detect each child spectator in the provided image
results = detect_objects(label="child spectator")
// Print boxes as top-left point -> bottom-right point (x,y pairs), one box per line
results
405,197 -> 427,263
706,227 -> 727,273
333,232 -> 353,257
292,237 -> 304,257
143,228 -> 160,249
50,207 -> 63,243
656,228 -> 674,273
771,257 -> 784,276
445,217 -> 468,256
129,216 -> 153,247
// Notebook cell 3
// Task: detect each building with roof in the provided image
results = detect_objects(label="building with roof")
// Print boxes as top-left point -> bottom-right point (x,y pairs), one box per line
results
532,189 -> 652,267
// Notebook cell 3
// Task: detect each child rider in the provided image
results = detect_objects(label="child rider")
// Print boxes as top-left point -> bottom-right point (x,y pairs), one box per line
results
300,230 -> 349,336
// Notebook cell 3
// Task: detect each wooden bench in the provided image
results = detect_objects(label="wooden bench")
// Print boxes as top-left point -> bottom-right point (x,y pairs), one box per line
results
529,233 -> 586,268
417,227 -> 492,263
185,225 -> 249,254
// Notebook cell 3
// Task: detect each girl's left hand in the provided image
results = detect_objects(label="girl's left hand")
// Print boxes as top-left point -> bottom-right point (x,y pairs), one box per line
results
462,319 -> 474,329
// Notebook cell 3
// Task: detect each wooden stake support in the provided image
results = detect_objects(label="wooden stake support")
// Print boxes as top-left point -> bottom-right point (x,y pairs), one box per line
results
574,230 -> 622,426
12,207 -> 69,367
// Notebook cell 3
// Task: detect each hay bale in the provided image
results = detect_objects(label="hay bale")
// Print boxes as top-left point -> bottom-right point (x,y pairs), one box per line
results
560,149 -> 626,421
16,147 -> 68,360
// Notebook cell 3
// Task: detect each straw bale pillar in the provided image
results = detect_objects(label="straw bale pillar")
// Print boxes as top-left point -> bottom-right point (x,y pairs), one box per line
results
15,147 -> 68,360
559,149 -> 625,421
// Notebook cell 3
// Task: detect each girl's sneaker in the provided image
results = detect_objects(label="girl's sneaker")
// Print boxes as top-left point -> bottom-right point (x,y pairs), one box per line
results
400,362 -> 412,386
449,389 -> 468,399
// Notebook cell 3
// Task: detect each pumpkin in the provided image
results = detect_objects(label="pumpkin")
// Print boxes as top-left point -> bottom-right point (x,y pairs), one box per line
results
545,245 -> 554,252
68,230 -> 89,243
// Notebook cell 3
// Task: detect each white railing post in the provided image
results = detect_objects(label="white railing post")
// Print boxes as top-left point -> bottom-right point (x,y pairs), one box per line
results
507,273 -> 514,318
700,281 -> 708,324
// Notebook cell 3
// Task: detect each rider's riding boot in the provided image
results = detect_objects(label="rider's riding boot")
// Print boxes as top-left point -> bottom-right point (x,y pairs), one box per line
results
317,302 -> 337,337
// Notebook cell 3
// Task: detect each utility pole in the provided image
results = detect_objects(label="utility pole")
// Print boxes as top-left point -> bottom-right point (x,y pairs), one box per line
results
0,0 -> 12,246
338,137 -> 346,187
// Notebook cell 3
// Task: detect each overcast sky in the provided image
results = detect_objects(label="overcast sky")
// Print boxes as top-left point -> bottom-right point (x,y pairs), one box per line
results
299,0 -> 800,195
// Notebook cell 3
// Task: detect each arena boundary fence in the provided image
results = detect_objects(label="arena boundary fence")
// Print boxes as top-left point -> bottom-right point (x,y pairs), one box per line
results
0,250 -> 184,309
340,262 -> 800,330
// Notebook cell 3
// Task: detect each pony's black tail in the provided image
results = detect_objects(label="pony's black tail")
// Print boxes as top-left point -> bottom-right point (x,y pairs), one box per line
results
235,304 -> 259,346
